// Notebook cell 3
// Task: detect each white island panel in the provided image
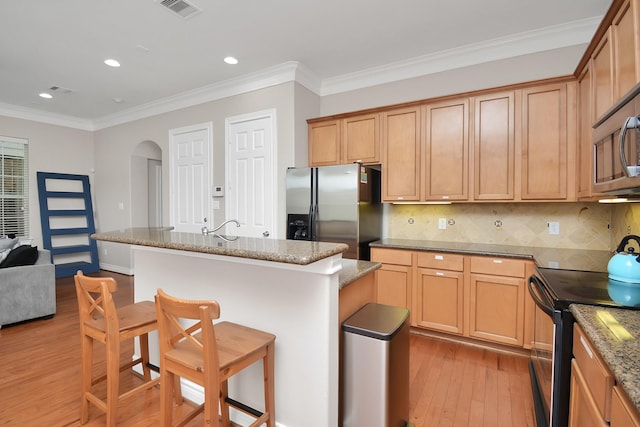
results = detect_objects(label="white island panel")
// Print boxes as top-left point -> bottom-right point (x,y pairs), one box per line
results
132,245 -> 342,427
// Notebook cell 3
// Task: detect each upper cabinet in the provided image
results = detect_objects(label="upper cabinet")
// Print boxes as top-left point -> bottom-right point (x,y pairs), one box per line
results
592,28 -> 615,122
342,113 -> 380,164
613,0 -> 640,100
423,98 -> 469,201
520,83 -> 571,200
308,113 -> 380,166
308,120 -> 341,166
472,91 -> 515,201
382,107 -> 421,201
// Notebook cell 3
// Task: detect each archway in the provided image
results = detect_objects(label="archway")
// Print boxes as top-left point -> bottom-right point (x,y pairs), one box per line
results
131,140 -> 163,227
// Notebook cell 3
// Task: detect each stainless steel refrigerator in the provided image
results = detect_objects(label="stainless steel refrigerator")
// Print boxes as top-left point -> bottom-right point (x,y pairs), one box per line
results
286,163 -> 382,260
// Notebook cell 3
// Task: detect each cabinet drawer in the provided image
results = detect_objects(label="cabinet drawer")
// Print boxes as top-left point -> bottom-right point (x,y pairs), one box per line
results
611,385 -> 640,427
573,323 -> 614,421
470,256 -> 525,277
371,248 -> 413,266
416,252 -> 464,271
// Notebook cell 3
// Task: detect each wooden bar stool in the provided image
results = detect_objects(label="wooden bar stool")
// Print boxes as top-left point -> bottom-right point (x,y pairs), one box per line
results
74,271 -> 160,426
155,288 -> 276,427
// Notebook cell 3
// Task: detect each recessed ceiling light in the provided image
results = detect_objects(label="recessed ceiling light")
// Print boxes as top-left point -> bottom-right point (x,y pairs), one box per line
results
39,93 -> 52,99
224,56 -> 238,65
104,59 -> 121,67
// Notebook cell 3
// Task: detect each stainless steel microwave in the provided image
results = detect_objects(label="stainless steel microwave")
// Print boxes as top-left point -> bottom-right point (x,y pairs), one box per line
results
593,83 -> 640,195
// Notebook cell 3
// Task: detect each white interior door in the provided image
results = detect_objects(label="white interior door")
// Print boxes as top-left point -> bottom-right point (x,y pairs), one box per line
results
169,123 -> 212,233
226,110 -> 276,238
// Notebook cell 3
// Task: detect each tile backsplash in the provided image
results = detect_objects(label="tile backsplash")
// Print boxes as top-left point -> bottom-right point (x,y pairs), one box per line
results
387,202 -> 614,250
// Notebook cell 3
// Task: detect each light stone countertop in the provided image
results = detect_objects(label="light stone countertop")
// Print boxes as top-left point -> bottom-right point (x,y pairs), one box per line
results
339,259 -> 380,289
92,227 -> 348,265
371,239 -> 612,273
570,304 -> 640,415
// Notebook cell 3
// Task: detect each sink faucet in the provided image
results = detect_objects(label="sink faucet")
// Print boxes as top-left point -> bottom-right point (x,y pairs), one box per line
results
202,218 -> 240,235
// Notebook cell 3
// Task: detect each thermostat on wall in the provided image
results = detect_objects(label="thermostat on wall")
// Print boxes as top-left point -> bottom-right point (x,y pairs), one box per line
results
212,185 -> 224,197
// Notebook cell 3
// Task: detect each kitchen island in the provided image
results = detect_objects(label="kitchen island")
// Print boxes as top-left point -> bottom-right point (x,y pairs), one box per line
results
93,228 -> 378,427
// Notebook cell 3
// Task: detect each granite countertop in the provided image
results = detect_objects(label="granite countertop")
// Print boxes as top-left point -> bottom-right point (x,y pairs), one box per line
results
339,259 -> 380,289
371,239 -> 613,273
570,304 -> 640,414
92,228 -> 348,265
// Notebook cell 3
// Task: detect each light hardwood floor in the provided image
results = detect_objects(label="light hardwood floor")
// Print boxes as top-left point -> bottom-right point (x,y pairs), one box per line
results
0,271 -> 534,426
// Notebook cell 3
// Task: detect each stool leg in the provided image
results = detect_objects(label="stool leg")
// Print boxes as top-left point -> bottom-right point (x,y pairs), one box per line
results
105,338 -> 120,427
220,380 -> 230,426
264,342 -> 276,427
139,333 -> 151,381
160,367 -> 174,427
80,334 -> 93,424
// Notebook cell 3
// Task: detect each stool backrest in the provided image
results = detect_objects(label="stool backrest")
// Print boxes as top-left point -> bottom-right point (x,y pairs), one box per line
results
155,288 -> 221,381
74,271 -> 119,336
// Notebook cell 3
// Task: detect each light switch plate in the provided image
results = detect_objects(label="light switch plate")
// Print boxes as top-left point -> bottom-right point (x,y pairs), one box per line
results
548,221 -> 560,235
438,218 -> 447,230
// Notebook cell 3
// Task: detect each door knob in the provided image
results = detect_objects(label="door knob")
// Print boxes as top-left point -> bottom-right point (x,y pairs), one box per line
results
263,231 -> 270,237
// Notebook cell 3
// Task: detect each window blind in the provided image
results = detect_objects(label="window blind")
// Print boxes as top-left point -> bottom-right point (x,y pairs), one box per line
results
0,136 -> 29,237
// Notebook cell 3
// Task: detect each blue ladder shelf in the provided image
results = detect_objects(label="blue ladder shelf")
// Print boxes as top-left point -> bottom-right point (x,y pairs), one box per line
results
37,172 -> 100,278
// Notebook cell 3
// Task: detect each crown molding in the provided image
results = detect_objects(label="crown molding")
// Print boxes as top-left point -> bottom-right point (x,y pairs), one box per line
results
320,16 -> 602,96
93,61 -> 309,130
0,102 -> 95,131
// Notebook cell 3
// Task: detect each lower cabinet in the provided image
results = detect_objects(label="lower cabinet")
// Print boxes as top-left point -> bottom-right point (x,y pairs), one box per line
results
415,252 -> 464,334
371,248 -> 412,311
611,385 -> 640,427
371,247 -> 533,348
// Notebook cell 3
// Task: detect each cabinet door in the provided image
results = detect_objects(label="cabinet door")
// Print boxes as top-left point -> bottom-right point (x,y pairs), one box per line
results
469,273 -> 525,346
382,107 -> 421,201
569,359 -> 609,427
309,120 -> 340,166
423,98 -> 469,201
521,83 -> 568,200
342,113 -> 380,164
613,0 -> 640,100
611,385 -> 640,427
473,91 -> 515,200
592,28 -> 615,122
415,268 -> 464,334
577,65 -> 597,199
375,264 -> 411,310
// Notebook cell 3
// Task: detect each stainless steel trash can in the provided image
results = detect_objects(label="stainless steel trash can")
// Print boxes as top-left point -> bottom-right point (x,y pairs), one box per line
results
342,303 -> 410,427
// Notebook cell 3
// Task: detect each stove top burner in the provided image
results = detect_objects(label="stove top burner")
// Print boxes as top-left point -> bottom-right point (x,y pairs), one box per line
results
536,268 -> 640,310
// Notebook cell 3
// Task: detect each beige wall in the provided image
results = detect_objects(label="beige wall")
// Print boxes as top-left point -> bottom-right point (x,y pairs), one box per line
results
611,204 -> 640,249
387,202 -> 612,250
92,82 -> 301,271
0,116 -> 94,248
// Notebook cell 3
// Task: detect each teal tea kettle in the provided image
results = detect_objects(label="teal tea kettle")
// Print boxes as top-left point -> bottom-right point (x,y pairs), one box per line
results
608,235 -> 640,284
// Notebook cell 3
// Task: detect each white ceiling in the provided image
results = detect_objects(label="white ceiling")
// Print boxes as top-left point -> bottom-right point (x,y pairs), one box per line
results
0,0 -> 611,129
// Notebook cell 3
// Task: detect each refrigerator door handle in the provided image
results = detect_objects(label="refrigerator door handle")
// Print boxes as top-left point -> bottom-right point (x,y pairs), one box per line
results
311,168 -> 319,240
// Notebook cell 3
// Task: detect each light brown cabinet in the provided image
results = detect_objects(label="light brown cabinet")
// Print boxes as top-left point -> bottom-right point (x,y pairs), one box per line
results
569,323 -> 615,427
308,113 -> 380,166
308,120 -> 341,166
577,64 -> 599,199
592,28 -> 615,122
472,91 -> 516,200
520,83 -> 571,200
611,385 -> 640,427
414,252 -> 465,334
468,256 -> 526,346
423,98 -> 469,201
382,107 -> 421,201
371,248 -> 412,311
613,0 -> 640,100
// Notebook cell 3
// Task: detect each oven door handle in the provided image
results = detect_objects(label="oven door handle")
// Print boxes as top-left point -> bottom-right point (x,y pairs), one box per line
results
528,275 -> 554,316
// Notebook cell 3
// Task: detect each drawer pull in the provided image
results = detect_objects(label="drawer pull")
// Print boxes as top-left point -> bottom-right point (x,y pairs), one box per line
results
492,259 -> 503,264
580,335 -> 593,359
435,255 -> 444,260
436,272 -> 444,276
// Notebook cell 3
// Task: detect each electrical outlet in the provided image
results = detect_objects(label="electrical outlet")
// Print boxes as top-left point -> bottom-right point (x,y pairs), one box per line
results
548,221 -> 560,235
438,218 -> 447,230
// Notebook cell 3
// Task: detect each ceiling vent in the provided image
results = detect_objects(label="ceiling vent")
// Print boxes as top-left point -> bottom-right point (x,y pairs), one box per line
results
49,85 -> 73,94
159,0 -> 201,19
